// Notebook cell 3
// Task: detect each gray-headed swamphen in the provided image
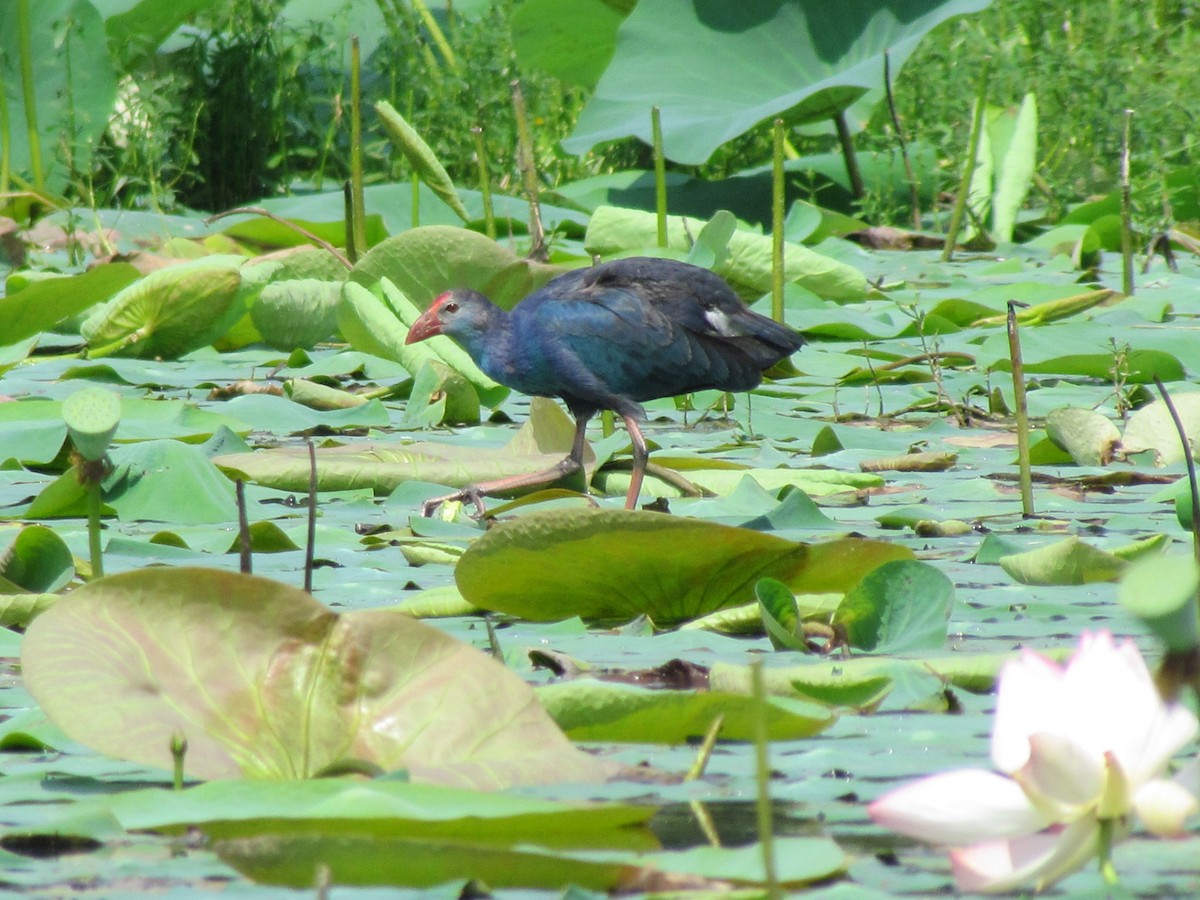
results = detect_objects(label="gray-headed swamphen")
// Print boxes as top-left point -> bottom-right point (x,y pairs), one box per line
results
405,256 -> 803,515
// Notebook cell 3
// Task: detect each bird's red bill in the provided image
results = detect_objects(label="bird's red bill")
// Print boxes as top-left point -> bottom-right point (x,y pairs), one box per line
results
405,306 -> 443,344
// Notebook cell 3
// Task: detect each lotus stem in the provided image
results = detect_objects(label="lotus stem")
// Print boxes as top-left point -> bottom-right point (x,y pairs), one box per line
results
1120,109 -> 1135,295
206,207 -> 351,268
652,106 -> 667,248
16,0 -> 43,192
884,51 -> 922,229
472,125 -> 495,239
772,118 -> 785,324
86,478 -> 104,579
750,660 -> 781,898
305,440 -> 317,594
943,57 -> 991,261
511,79 -> 546,259
686,713 -> 724,781
412,171 -> 420,227
1154,376 -> 1200,563
343,182 -> 357,262
832,111 -> 864,200
236,479 -> 252,574
410,0 -> 458,72
349,35 -> 368,257
170,731 -> 187,790
1007,300 -> 1034,516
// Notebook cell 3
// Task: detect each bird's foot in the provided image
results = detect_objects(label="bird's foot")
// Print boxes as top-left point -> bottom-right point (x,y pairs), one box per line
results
420,486 -> 490,519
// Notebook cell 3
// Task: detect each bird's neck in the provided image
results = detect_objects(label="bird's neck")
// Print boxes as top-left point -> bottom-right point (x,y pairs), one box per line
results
458,308 -> 515,378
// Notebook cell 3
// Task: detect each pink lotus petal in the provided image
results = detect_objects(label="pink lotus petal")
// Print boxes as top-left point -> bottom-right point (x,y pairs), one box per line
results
869,769 -> 1049,845
951,818 -> 1100,894
1134,778 -> 1199,836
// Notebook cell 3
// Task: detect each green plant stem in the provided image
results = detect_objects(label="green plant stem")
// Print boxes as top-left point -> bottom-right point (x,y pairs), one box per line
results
750,660 -> 781,899
411,171 -> 420,227
170,731 -> 187,790
236,479 -> 252,575
884,50 -> 922,229
349,35 -> 368,258
86,480 -> 104,579
472,126 -> 495,239
686,714 -> 724,781
16,0 -> 43,192
343,182 -> 357,262
206,207 -> 351,268
410,0 -> 459,72
832,111 -> 864,199
305,440 -> 317,594
1007,300 -> 1034,516
652,106 -> 667,248
1097,817 -> 1119,887
511,79 -> 545,259
942,57 -> 991,261
1154,376 -> 1200,564
1120,109 -> 1135,295
771,118 -> 785,324
0,62 -> 11,194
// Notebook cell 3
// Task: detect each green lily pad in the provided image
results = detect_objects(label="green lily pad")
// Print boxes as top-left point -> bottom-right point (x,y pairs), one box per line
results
348,224 -> 561,310
833,559 -> 955,653
455,507 -> 911,624
21,567 -> 609,788
998,536 -> 1127,585
585,205 -> 868,301
81,259 -> 245,359
0,524 -> 75,594
536,679 -> 834,742
1046,406 -> 1120,466
215,397 -> 588,494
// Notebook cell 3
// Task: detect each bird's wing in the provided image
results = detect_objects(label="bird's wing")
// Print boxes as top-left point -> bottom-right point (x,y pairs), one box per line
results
527,282 -> 759,407
579,258 -> 803,360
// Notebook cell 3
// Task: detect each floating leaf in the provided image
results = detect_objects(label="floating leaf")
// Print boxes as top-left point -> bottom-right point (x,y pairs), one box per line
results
250,278 -> 341,351
999,536 -> 1127,585
21,567 -> 609,788
216,398 -> 586,493
0,525 -> 74,594
1046,407 -> 1120,466
1118,554 -> 1200,653
1120,393 -> 1200,465
833,560 -> 955,653
81,260 -> 245,358
756,577 -> 810,651
339,278 -> 508,407
455,508 -> 911,624
0,263 -> 139,346
348,225 -> 561,311
536,680 -> 833,742
585,205 -> 867,301
404,359 -> 481,426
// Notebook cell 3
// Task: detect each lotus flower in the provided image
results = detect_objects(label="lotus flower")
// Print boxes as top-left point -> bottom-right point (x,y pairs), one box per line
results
869,632 -> 1198,892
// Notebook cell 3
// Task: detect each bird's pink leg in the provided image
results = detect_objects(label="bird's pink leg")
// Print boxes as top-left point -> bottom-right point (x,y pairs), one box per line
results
621,414 -> 649,510
420,415 -> 592,517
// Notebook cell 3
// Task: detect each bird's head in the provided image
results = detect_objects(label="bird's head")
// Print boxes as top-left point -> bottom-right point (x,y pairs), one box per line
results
405,290 -> 493,344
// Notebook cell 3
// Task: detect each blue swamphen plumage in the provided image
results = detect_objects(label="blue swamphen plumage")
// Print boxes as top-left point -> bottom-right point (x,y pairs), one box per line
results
405,256 -> 803,514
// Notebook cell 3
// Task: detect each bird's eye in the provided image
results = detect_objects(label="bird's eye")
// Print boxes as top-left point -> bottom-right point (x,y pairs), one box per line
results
443,300 -> 459,314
